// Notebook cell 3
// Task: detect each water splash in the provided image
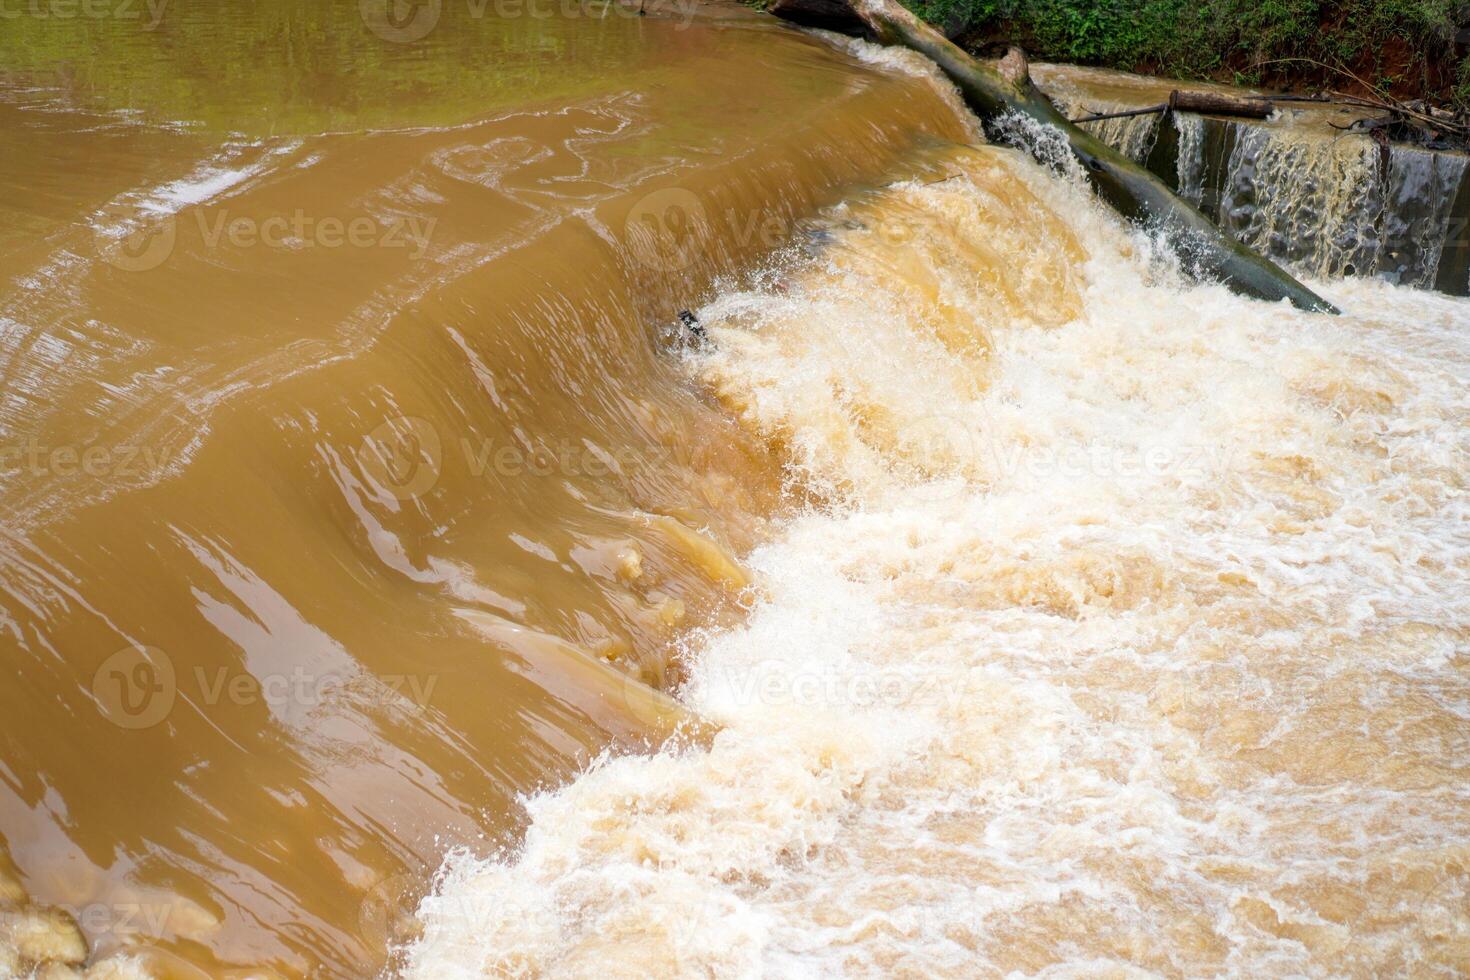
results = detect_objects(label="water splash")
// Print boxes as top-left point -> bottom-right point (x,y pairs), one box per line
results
405,142 -> 1470,977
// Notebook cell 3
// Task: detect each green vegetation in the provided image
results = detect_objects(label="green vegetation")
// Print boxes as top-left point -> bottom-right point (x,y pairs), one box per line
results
902,0 -> 1469,107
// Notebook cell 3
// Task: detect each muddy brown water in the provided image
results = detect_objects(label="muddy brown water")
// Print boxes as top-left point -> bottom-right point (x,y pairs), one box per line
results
2,4 -> 1468,979
0,3 -> 970,975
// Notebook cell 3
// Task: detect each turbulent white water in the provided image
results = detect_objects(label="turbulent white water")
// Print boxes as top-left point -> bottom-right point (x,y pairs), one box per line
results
404,100 -> 1470,979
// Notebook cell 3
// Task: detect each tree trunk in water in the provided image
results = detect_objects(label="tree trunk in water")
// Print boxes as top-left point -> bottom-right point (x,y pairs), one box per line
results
1073,92 -> 1272,123
772,0 -> 1339,314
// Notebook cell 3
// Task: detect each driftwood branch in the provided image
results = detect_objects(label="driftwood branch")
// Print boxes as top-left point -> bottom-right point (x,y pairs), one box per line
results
1244,93 -> 1328,103
1251,57 -> 1470,144
1072,104 -> 1168,123
771,0 -> 1339,313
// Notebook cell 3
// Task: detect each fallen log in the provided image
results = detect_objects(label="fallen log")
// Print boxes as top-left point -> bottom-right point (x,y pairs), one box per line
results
1169,89 -> 1273,118
770,0 -> 1339,314
1073,91 -> 1273,123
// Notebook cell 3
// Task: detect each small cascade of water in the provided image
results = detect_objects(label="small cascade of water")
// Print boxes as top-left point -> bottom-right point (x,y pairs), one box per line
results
1057,97 -> 1161,162
1088,111 -> 1161,163
1217,123 -> 1385,281
1377,145 -> 1470,287
1173,112 -> 1206,207
1168,111 -> 1470,291
1033,61 -> 1470,295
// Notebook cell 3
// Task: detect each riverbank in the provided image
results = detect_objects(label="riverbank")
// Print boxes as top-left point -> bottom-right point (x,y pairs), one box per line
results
878,0 -> 1470,111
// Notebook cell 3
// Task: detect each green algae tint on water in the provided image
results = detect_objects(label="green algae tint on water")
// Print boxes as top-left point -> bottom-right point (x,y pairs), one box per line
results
0,0 -> 671,133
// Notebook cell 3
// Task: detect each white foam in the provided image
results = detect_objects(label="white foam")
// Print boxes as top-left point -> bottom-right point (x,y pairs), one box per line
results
405,144 -> 1470,977
91,141 -> 301,237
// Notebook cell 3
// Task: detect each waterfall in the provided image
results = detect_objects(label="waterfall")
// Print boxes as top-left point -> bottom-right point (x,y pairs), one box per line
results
1174,111 -> 1206,207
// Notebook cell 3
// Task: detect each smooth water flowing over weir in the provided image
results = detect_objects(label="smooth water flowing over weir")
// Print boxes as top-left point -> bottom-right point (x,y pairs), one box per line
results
1,7 -> 1468,979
